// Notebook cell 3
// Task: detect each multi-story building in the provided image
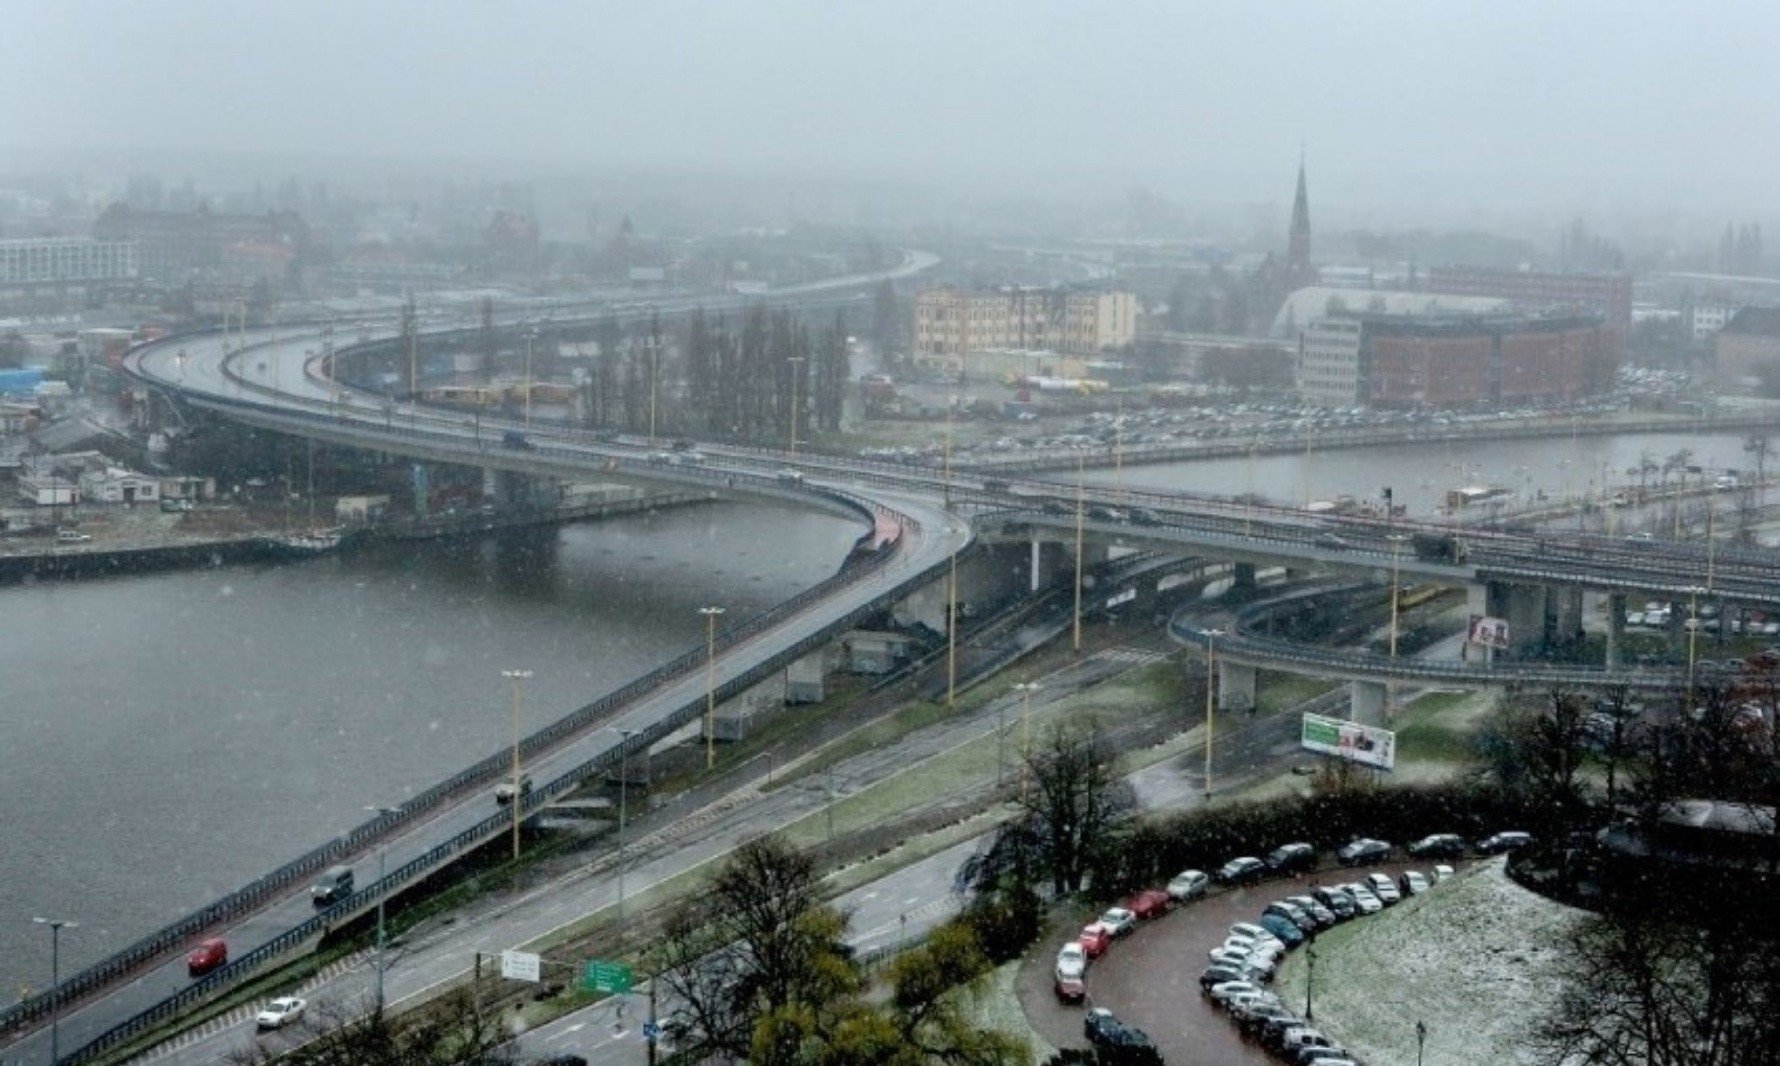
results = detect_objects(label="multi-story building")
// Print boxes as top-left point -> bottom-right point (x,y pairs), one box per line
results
1715,307 -> 1780,388
913,287 -> 1136,373
1424,266 -> 1631,359
1295,310 -> 1611,408
0,238 -> 137,309
92,203 -> 308,284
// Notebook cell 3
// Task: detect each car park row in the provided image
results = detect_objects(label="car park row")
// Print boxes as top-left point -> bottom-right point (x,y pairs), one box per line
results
1058,831 -> 1533,1062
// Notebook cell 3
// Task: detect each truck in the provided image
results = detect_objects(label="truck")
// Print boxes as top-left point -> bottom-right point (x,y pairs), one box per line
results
501,429 -> 535,451
1411,531 -> 1467,564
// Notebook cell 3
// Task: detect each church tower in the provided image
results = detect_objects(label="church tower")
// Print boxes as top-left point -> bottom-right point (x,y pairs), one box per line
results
1286,155 -> 1313,289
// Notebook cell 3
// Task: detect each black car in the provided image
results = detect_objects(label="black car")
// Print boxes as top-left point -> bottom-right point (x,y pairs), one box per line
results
1265,901 -> 1317,933
1084,1008 -> 1153,1051
1200,963 -> 1247,992
1261,1015 -> 1309,1051
1311,886 -> 1358,919
1240,1004 -> 1298,1039
1476,830 -> 1533,854
1216,856 -> 1267,884
1266,842 -> 1317,873
1335,837 -> 1392,866
1407,833 -> 1466,859
1258,914 -> 1306,947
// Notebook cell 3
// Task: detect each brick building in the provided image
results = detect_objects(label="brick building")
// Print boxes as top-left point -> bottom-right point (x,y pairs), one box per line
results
1424,266 -> 1631,361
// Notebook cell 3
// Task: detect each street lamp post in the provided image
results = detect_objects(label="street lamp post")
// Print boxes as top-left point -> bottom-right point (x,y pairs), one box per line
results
33,916 -> 74,1066
363,805 -> 401,1013
1204,628 -> 1224,801
1073,452 -> 1086,653
699,606 -> 725,770
618,729 -> 634,921
1416,1020 -> 1428,1066
1387,533 -> 1408,717
524,329 -> 537,428
1304,944 -> 1317,1022
788,356 -> 807,456
1013,682 -> 1040,801
501,669 -> 532,860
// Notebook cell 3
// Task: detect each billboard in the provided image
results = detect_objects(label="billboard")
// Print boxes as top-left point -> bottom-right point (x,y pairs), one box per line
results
1301,712 -> 1396,771
1468,614 -> 1510,649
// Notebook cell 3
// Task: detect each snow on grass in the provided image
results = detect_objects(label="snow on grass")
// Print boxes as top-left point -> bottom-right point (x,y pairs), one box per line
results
1274,859 -> 1589,1066
961,961 -> 1055,1064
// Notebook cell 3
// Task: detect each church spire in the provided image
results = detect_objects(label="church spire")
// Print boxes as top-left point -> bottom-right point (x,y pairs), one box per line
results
1287,152 -> 1313,288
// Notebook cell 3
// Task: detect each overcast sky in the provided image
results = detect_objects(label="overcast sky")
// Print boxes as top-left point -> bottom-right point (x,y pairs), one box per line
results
6,1 -> 1777,218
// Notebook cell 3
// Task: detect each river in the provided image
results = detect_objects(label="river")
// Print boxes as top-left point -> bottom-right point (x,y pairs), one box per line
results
1070,431 -> 1766,517
0,501 -> 862,996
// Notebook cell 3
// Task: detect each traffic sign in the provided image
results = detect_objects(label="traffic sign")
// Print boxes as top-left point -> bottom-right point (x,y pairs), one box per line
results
581,959 -> 633,994
643,1021 -> 661,1042
500,950 -> 542,983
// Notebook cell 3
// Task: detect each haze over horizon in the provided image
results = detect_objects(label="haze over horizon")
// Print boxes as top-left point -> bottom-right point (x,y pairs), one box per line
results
4,1 -> 1778,226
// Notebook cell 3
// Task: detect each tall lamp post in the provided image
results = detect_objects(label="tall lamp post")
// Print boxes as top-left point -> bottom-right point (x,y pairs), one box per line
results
523,328 -> 537,428
1416,1020 -> 1428,1066
363,805 -> 401,1013
788,356 -> 807,456
1203,628 -> 1224,801
501,669 -> 532,860
1387,533 -> 1408,717
1073,452 -> 1086,653
1304,943 -> 1317,1022
1012,682 -> 1041,801
33,916 -> 74,1066
615,729 -> 635,921
699,606 -> 725,770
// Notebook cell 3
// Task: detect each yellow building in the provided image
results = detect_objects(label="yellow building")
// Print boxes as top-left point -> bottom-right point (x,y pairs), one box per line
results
913,287 -> 1136,373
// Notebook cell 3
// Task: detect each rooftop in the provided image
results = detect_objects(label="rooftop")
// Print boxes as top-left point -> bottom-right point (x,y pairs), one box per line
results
1723,306 -> 1780,337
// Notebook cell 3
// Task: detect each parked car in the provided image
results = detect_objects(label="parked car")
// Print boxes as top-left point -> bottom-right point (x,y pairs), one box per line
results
1078,923 -> 1113,958
255,996 -> 307,1030
1336,837 -> 1392,865
1267,900 -> 1324,932
1055,941 -> 1088,982
1216,856 -> 1267,884
1241,1004 -> 1299,1039
1284,895 -> 1338,928
1400,870 -> 1431,896
1229,921 -> 1282,946
1258,914 -> 1306,946
1407,832 -> 1466,858
1432,863 -> 1456,882
1200,963 -> 1247,992
187,938 -> 228,976
1125,888 -> 1171,920
1054,969 -> 1086,1003
1476,830 -> 1534,855
1298,1043 -> 1352,1065
1167,869 -> 1210,901
1083,1008 -> 1153,1051
1098,907 -> 1138,937
1210,944 -> 1255,968
1310,886 -> 1358,919
1282,1028 -> 1336,1056
1342,884 -> 1384,914
1265,842 -> 1317,873
1208,979 -> 1264,1006
1364,872 -> 1402,905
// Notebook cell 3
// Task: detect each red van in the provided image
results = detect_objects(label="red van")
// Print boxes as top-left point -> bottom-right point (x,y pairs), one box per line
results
187,938 -> 228,976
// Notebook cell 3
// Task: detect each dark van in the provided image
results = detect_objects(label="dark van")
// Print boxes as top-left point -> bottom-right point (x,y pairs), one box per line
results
312,864 -> 354,906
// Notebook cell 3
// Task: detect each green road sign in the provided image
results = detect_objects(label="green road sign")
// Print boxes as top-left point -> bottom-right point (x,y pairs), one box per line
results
581,959 -> 633,994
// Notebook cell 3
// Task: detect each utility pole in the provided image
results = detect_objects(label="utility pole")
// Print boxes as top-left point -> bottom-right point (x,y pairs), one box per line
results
33,917 -> 74,1066
502,669 -> 532,860
699,606 -> 725,769
1203,629 -> 1223,801
1073,452 -> 1085,652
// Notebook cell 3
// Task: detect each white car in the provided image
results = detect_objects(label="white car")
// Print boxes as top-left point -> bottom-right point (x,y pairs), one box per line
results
1209,944 -> 1254,967
1229,922 -> 1281,945
1208,979 -> 1263,1005
255,996 -> 307,1030
1364,873 -> 1402,904
1342,884 -> 1384,914
1167,869 -> 1210,901
1432,864 -> 1456,882
1098,907 -> 1138,937
1055,941 -> 1087,981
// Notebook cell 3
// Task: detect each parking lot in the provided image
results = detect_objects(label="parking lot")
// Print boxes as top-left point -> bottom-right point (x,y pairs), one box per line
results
1018,860 -> 1445,1064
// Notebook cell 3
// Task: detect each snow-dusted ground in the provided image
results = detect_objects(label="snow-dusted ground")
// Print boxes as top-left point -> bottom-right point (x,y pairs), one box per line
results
1275,859 -> 1591,1066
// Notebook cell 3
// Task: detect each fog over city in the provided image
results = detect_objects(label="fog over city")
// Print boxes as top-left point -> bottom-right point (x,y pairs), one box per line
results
6,1 -> 1779,223
5,4 -> 1780,1066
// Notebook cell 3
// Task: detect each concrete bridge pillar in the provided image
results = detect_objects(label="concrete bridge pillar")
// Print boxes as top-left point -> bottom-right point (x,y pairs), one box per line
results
1350,680 -> 1388,727
1605,592 -> 1626,670
1030,535 -> 1042,593
1485,580 -> 1549,658
1217,661 -> 1257,714
1551,586 -> 1585,650
410,462 -> 431,516
1232,562 -> 1258,596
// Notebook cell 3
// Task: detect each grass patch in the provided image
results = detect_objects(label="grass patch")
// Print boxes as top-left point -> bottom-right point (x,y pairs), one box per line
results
1258,673 -> 1337,714
771,697 -> 961,790
960,962 -> 1053,1064
1394,690 -> 1493,765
